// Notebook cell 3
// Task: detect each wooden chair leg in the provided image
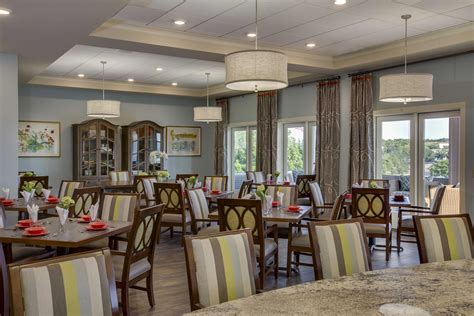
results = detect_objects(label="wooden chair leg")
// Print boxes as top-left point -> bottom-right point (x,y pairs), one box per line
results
121,284 -> 130,316
146,275 -> 155,307
385,235 -> 391,261
295,253 -> 300,268
259,257 -> 265,289
274,252 -> 278,280
170,226 -> 174,238
286,248 -> 292,278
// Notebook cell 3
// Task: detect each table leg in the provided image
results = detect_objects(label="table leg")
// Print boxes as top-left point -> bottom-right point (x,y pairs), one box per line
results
56,247 -> 70,256
2,243 -> 12,264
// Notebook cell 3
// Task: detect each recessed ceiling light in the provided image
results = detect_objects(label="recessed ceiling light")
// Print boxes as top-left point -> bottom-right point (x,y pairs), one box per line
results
156,67 -> 163,71
174,20 -> 186,25
0,8 -> 11,15
77,74 -> 85,78
334,0 -> 346,5
247,32 -> 257,38
171,82 -> 178,86
127,78 -> 134,82
306,43 -> 316,48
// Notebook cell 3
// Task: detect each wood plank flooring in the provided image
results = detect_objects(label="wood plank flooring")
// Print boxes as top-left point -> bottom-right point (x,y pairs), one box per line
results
127,233 -> 420,315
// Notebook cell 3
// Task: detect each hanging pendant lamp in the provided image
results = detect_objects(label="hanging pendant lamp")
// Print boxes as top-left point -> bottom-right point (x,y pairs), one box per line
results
87,61 -> 120,118
225,0 -> 288,92
379,15 -> 433,103
194,73 -> 222,123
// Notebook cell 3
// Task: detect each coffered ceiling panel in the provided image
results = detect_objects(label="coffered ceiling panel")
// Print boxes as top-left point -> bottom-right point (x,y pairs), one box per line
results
113,5 -> 167,25
395,0 -> 474,13
409,14 -> 468,31
445,4 -> 474,21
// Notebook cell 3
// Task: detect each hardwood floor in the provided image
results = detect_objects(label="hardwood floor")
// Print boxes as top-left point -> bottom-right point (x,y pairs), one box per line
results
127,233 -> 420,315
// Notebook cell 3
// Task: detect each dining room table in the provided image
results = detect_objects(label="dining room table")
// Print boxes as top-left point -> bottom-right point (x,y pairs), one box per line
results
0,217 -> 132,263
203,190 -> 234,202
2,197 -> 59,213
187,259 -> 474,315
208,204 -> 312,223
95,180 -> 135,192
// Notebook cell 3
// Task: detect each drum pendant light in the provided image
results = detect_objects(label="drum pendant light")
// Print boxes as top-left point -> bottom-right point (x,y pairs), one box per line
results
87,61 -> 120,118
379,15 -> 433,103
194,73 -> 222,123
225,0 -> 288,92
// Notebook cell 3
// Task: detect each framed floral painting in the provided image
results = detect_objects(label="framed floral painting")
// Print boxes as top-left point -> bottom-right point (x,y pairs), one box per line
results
166,126 -> 201,156
18,121 -> 61,157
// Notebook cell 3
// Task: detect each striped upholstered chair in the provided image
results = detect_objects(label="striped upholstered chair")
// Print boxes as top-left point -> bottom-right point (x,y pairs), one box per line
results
58,180 -> 86,198
187,188 -> 219,235
133,175 -> 157,207
295,174 -> 316,205
265,184 -> 297,207
8,248 -> 119,316
109,171 -> 131,182
99,193 -> 139,222
203,176 -> 228,192
307,218 -> 372,280
184,229 -> 259,311
413,214 -> 473,264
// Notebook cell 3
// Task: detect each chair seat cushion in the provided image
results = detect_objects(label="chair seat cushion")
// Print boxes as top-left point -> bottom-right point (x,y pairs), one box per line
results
12,245 -> 50,262
297,197 -> 311,206
290,232 -> 310,248
254,238 -> 278,258
197,225 -> 220,235
113,255 -> 151,281
162,212 -> 191,224
364,223 -> 391,234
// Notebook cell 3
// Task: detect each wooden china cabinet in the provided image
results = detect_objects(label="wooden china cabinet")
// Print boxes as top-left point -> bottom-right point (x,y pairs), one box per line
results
121,120 -> 164,175
73,119 -> 121,184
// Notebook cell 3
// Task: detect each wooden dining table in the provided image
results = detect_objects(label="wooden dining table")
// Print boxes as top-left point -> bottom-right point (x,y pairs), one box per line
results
203,190 -> 234,202
95,180 -> 135,192
3,198 -> 59,213
208,205 -> 312,223
187,259 -> 474,315
0,217 -> 132,263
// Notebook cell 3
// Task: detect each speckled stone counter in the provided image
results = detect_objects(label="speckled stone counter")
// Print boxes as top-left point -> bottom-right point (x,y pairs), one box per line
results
186,259 -> 474,315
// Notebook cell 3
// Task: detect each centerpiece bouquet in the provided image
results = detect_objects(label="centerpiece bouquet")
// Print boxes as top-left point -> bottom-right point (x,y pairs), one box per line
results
149,151 -> 168,174
56,196 -> 75,233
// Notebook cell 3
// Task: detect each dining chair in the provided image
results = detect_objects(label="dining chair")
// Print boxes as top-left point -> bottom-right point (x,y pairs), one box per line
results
238,179 -> 253,198
436,184 -> 460,215
58,180 -> 86,198
70,186 -> 101,218
184,229 -> 260,311
203,176 -> 228,191
308,181 -> 341,219
186,188 -> 219,235
111,204 -> 164,316
295,174 -> 316,205
18,176 -> 49,198
307,218 -> 372,280
285,171 -> 295,183
154,182 -> 191,245
109,171 -> 131,182
245,171 -> 256,182
413,214 -> 473,264
217,198 -> 278,289
359,179 -> 390,189
176,174 -> 199,189
265,184 -> 298,235
99,193 -> 139,222
351,187 -> 392,261
133,175 -> 157,207
397,185 -> 446,252
8,248 -> 119,316
286,193 -> 346,277
254,171 -> 265,184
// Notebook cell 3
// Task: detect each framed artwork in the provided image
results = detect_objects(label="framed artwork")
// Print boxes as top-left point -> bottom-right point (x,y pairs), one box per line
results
18,121 -> 61,157
166,126 -> 201,156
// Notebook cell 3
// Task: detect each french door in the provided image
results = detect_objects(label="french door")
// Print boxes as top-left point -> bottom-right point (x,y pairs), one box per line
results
230,126 -> 256,190
376,111 -> 460,207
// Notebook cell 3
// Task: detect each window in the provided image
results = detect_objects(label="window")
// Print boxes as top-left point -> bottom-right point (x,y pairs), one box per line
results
230,125 -> 256,190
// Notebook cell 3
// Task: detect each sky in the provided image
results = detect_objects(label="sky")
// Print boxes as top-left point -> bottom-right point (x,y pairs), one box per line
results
382,118 -> 450,140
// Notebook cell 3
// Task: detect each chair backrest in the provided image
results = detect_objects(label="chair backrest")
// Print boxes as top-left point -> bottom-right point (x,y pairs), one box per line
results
307,218 -> 372,280
176,174 -> 199,190
309,181 -> 325,207
327,194 -> 346,221
142,177 -> 158,202
238,180 -> 253,198
351,188 -> 391,225
99,193 -> 139,222
9,249 -> 119,316
203,176 -> 228,191
359,179 -> 390,189
217,198 -> 264,242
187,188 -> 211,231
295,174 -> 316,198
70,186 -> 102,218
109,171 -> 131,182
18,176 -> 49,198
413,214 -> 473,264
120,205 -> 164,282
58,180 -> 86,198
286,171 -> 294,183
429,185 -> 446,214
133,175 -> 156,196
184,229 -> 259,311
438,185 -> 460,215
245,171 -> 255,181
265,184 -> 297,207
254,172 -> 265,183
154,182 -> 185,215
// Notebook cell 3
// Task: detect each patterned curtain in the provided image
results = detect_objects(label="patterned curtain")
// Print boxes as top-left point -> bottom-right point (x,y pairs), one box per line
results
315,79 -> 340,202
256,91 -> 278,175
350,74 -> 374,185
214,99 -> 229,175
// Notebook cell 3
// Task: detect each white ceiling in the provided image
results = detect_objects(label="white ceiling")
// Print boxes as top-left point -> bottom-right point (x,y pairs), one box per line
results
42,45 -> 226,88
112,0 -> 474,56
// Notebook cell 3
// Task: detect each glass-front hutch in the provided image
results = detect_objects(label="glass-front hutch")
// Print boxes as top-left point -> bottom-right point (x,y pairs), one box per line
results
121,121 -> 164,175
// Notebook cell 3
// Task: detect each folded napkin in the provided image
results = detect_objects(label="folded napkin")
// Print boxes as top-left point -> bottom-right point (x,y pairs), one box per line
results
0,214 -> 4,228
177,180 -> 185,191
277,191 -> 284,206
89,202 -> 100,221
1,187 -> 10,199
352,182 -> 361,188
27,204 -> 39,223
42,189 -> 51,200
56,206 -> 69,225
21,190 -> 35,204
265,195 -> 273,211
195,181 -> 202,188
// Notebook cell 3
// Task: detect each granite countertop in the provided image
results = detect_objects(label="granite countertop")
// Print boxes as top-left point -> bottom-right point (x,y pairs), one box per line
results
187,259 -> 474,315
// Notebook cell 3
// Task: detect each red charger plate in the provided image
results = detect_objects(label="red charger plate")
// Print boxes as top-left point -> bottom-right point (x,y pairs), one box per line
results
16,219 -> 33,228
23,226 -> 48,237
287,205 -> 301,212
2,199 -> 14,206
86,223 -> 108,231
211,190 -> 221,195
272,201 -> 280,207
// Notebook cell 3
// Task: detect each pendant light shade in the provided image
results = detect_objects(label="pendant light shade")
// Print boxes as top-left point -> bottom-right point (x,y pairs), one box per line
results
194,73 -> 222,123
379,15 -> 433,103
224,0 -> 288,92
87,61 -> 120,118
